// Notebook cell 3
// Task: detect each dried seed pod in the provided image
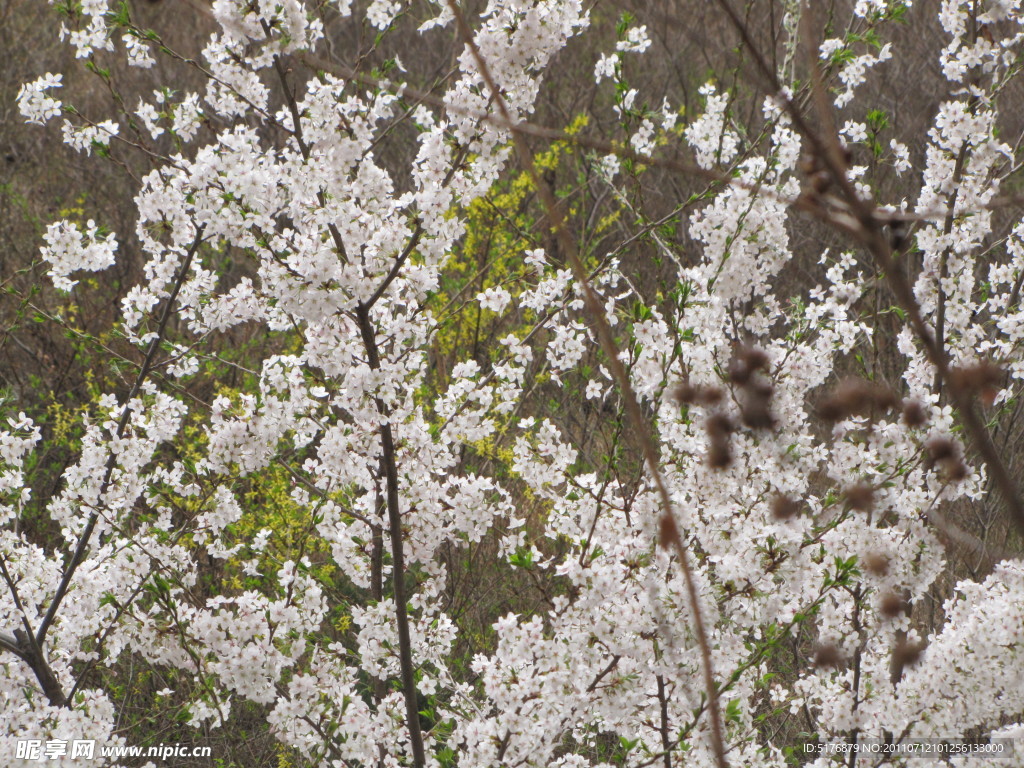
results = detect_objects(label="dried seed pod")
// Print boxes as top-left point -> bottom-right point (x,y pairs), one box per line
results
675,382 -> 697,404
707,441 -> 731,469
771,494 -> 799,520
814,644 -> 842,669
950,362 -> 1003,405
707,413 -> 734,436
901,399 -> 928,427
658,514 -> 679,549
706,414 -> 734,469
728,344 -> 769,385
845,482 -> 875,511
698,387 -> 724,406
739,346 -> 770,371
817,378 -> 897,422
924,437 -> 970,482
892,640 -> 926,668
946,460 -> 969,481
925,437 -> 956,464
676,382 -> 724,406
880,592 -> 907,619
728,357 -> 753,386
817,398 -> 844,422
889,219 -> 909,251
741,381 -> 775,429
864,552 -> 890,576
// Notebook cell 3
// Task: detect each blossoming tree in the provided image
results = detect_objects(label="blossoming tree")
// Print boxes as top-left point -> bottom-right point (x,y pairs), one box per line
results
5,0 -> 1024,766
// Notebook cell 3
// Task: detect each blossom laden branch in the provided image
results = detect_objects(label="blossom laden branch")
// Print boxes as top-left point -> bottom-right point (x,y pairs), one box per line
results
442,1 -> 731,766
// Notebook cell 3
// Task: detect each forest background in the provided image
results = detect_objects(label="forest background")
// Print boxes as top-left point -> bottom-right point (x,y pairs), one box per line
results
2,1 -> 1024,767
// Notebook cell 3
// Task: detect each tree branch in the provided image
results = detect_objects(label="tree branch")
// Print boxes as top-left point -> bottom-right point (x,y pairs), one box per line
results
7,225 -> 207,710
355,301 -> 426,768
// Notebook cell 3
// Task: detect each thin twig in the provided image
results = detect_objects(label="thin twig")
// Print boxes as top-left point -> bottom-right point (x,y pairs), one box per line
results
20,225 -> 207,710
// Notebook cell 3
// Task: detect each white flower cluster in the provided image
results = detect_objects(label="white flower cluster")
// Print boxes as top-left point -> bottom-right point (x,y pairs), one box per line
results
477,285 -> 512,313
60,119 -> 119,156
39,219 -> 118,292
16,73 -> 62,125
684,83 -> 740,169
122,34 -> 155,68
821,39 -> 894,109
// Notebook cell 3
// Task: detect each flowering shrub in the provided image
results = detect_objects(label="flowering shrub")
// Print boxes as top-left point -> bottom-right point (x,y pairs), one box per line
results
5,1 -> 1024,766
